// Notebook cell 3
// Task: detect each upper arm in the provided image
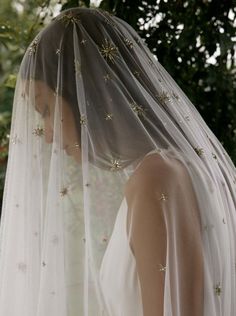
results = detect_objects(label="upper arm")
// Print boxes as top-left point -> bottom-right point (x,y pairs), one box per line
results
124,154 -> 204,316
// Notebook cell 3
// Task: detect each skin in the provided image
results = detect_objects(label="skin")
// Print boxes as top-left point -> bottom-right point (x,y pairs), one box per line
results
27,80 -> 82,163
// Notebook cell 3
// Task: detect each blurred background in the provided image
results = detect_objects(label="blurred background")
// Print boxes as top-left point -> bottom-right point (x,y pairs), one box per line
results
0,0 -> 236,209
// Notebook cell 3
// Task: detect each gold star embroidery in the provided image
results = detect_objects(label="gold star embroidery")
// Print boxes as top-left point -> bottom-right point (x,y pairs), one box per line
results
60,187 -> 69,197
28,36 -> 39,55
130,101 -> 147,118
159,193 -> 168,201
80,115 -> 86,125
194,146 -> 204,157
110,158 -> 122,171
103,73 -> 111,82
158,91 -> 171,105
105,113 -> 113,120
158,263 -> 166,272
57,12 -> 81,26
214,283 -> 222,296
124,38 -> 134,49
74,59 -> 81,75
133,70 -> 140,77
99,38 -> 119,63
80,39 -> 87,45
32,127 -> 44,136
212,153 -> 217,159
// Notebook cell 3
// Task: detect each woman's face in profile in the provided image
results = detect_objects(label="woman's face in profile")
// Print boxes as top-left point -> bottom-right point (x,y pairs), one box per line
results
29,80 -> 81,163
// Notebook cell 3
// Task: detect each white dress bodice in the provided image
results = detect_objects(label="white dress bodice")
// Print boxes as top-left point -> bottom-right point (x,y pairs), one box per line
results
99,197 -> 143,316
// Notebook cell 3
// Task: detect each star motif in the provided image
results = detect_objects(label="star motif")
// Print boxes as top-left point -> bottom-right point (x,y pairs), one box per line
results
80,39 -> 87,45
80,115 -> 86,125
214,282 -> 222,296
57,12 -> 81,27
212,152 -> 217,159
130,101 -> 147,118
124,38 -> 134,49
158,263 -> 166,272
28,36 -> 39,55
194,146 -> 204,157
60,187 -> 69,197
32,127 -> 44,137
133,70 -> 140,77
103,73 -> 111,82
158,91 -> 171,105
159,193 -> 168,201
99,38 -> 119,63
110,158 -> 122,171
105,113 -> 113,120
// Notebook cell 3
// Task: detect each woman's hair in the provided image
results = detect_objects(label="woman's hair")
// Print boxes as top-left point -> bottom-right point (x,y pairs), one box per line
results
20,8 -> 172,162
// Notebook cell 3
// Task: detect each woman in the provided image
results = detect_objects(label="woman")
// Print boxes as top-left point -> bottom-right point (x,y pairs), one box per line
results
0,7 -> 235,316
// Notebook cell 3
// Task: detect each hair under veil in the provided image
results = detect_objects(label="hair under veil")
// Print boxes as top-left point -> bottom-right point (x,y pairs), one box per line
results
0,7 -> 235,316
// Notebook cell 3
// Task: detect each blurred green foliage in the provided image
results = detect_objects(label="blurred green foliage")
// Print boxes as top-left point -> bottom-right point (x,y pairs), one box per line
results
0,0 -> 236,209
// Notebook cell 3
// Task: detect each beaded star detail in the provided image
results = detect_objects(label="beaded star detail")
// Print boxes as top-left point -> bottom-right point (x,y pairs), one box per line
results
124,38 -> 134,49
32,127 -> 44,137
60,187 -> 69,197
158,91 -> 171,105
158,263 -> 167,272
103,73 -> 111,82
28,36 -> 39,55
110,158 -> 122,171
159,193 -> 168,201
80,115 -> 86,125
194,146 -> 204,157
214,282 -> 222,296
57,12 -> 81,27
99,38 -> 119,64
130,101 -> 147,118
105,113 -> 113,120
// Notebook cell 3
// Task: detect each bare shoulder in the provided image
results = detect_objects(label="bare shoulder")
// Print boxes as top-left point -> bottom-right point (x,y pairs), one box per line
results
124,152 -> 188,196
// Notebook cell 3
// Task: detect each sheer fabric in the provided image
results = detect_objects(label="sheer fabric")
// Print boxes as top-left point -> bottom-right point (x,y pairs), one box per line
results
0,7 -> 236,316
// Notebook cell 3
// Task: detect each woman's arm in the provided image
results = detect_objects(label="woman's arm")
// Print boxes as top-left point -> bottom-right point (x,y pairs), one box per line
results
124,154 -> 204,316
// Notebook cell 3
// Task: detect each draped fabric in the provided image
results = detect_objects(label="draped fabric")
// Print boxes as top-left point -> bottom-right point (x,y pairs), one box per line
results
0,7 -> 236,316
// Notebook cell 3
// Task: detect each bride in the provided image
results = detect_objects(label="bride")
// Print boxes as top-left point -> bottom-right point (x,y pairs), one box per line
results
0,6 -> 235,316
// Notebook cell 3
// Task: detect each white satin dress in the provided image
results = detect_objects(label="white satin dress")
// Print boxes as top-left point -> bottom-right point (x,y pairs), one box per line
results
99,197 -> 143,316
99,149 -> 163,316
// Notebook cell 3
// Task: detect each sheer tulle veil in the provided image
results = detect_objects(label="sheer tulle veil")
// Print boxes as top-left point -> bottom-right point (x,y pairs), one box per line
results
0,6 -> 235,316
